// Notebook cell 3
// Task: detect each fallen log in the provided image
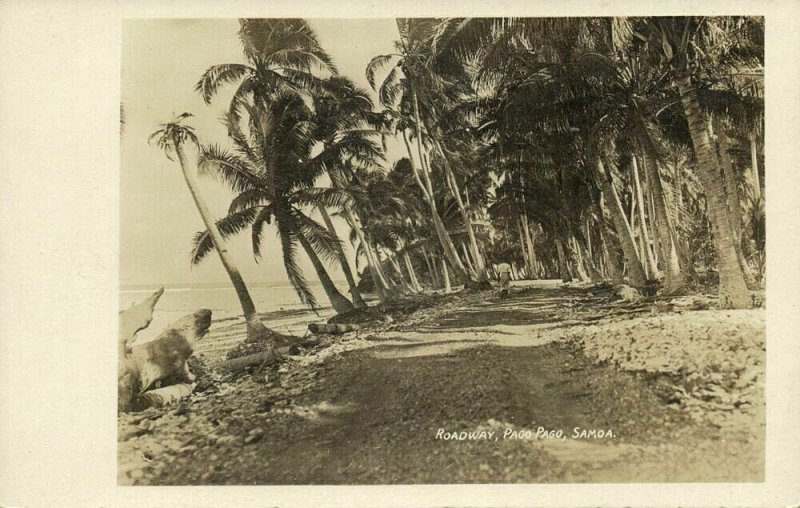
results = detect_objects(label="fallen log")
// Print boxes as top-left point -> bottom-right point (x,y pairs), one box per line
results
218,349 -> 282,373
308,322 -> 362,335
130,309 -> 212,392
133,383 -> 193,411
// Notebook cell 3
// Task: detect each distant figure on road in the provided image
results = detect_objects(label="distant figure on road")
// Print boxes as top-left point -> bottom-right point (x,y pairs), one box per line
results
497,262 -> 512,299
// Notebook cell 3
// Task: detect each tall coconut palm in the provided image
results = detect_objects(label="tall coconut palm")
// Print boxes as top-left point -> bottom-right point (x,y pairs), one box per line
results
309,76 -> 390,307
366,18 -> 484,283
433,16 -> 727,291
349,158 -> 432,287
148,113 -> 274,340
189,93 -> 355,314
196,19 -> 335,122
195,19 -> 357,313
619,16 -> 758,307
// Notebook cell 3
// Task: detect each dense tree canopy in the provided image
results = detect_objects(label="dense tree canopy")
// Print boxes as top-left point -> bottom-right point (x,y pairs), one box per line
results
178,16 -> 764,313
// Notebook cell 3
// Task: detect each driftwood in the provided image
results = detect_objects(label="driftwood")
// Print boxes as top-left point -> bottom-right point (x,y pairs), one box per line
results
308,322 -> 362,335
134,383 -> 193,411
118,356 -> 141,413
218,350 -> 282,373
119,287 -> 163,357
119,288 -> 163,412
118,288 -> 212,412
130,309 -> 211,392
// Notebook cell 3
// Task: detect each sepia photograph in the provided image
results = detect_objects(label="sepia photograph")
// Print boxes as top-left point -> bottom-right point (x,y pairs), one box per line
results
115,16 -> 768,486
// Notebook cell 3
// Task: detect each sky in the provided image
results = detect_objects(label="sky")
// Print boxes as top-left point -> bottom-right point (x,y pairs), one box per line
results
120,18 -> 401,287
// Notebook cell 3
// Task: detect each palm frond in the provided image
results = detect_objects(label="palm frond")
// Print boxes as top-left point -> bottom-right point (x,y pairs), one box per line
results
251,205 -> 274,259
366,54 -> 399,89
228,189 -> 268,215
197,144 -> 262,193
290,186 -> 354,210
290,209 -> 342,266
378,66 -> 404,109
189,207 -> 260,265
196,63 -> 251,104
275,209 -> 319,310
265,48 -> 335,77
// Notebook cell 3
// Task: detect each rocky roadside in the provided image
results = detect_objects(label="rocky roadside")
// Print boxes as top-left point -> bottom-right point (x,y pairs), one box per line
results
118,282 -> 765,485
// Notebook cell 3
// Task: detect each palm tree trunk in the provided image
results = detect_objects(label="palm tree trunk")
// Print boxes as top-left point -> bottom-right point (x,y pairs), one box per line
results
585,221 -> 593,260
173,138 -> 271,340
328,170 -> 388,303
441,257 -> 451,293
596,196 -> 621,284
421,245 -> 440,288
434,140 -> 488,281
406,91 -> 470,282
628,188 -> 638,258
518,176 -> 539,279
583,242 -> 605,283
673,160 -> 684,214
749,132 -> 761,202
597,159 -> 647,289
343,207 -> 390,302
716,123 -> 756,289
519,217 -> 537,279
667,160 -> 697,280
515,218 -> 533,279
640,151 -> 686,294
363,230 -> 393,292
571,237 -> 591,283
636,212 -> 650,279
524,221 -> 539,279
460,241 -> 478,279
430,254 -> 443,288
401,129 -> 433,198
677,76 -> 750,308
715,121 -> 744,241
632,155 -> 660,279
401,129 -> 467,280
600,226 -> 624,285
296,233 -> 355,314
403,251 -> 423,292
555,238 -> 572,283
386,249 -> 413,293
643,161 -> 660,266
317,205 -> 366,308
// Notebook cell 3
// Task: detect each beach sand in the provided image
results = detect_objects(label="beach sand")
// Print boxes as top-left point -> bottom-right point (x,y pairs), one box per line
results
118,280 -> 765,485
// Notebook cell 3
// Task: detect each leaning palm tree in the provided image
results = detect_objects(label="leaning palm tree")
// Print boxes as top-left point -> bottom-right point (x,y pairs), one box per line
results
148,113 -> 275,341
194,19 -> 356,314
366,19 -> 476,283
309,76 -> 389,307
189,94 -> 355,315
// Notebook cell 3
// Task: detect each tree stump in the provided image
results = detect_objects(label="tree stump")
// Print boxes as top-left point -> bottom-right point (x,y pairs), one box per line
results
118,288 -> 212,412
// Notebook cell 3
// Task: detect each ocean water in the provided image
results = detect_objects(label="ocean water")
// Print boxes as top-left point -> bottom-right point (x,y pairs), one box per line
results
120,281 -> 340,344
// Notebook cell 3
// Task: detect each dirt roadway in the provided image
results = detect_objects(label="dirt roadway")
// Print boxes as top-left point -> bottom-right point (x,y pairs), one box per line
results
118,281 -> 765,485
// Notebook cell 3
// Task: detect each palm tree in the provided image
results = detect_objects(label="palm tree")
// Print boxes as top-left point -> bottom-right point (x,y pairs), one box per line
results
194,19 -> 358,313
189,93 -> 355,314
346,158 -> 434,291
433,16 -> 757,293
621,16 -> 758,307
148,113 -> 274,340
366,18 -> 483,283
196,19 -> 335,122
309,76 -> 390,307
